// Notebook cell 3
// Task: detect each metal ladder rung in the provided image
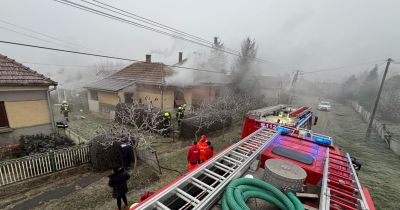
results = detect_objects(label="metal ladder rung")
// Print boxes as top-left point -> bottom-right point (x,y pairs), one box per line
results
224,156 -> 243,164
229,152 -> 247,161
243,142 -> 258,149
204,169 -> 226,181
236,148 -> 250,155
221,158 -> 239,166
248,139 -> 263,145
176,188 -> 201,204
155,201 -> 171,210
253,136 -> 270,141
215,162 -> 235,172
231,150 -> 250,159
191,177 -> 215,191
249,137 -> 265,144
238,146 -> 252,152
213,163 -> 231,174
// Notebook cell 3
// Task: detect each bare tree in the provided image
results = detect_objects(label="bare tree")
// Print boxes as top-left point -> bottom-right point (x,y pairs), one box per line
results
186,92 -> 266,140
90,102 -> 167,171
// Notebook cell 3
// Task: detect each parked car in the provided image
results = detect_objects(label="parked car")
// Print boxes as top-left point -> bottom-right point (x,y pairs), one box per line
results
318,101 -> 331,111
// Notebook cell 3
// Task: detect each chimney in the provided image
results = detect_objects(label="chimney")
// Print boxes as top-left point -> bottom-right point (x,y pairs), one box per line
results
178,52 -> 183,63
145,54 -> 151,63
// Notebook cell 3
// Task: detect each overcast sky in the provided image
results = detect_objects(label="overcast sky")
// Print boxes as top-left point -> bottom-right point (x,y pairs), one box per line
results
0,0 -> 399,84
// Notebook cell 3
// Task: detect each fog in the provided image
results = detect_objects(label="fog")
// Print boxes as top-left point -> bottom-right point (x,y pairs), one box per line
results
1,0 -> 400,86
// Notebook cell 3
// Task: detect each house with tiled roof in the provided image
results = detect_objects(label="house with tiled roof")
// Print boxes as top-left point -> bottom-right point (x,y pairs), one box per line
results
85,53 -> 228,115
0,53 -> 57,145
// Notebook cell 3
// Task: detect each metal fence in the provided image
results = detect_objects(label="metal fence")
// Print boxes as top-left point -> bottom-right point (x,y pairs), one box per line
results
0,145 -> 90,187
352,102 -> 400,155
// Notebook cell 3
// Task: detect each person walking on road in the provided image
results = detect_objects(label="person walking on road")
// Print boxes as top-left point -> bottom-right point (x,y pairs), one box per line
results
108,167 -> 130,210
187,141 -> 200,170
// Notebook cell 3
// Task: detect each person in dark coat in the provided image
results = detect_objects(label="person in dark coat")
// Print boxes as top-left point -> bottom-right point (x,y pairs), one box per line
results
108,166 -> 130,210
119,142 -> 133,169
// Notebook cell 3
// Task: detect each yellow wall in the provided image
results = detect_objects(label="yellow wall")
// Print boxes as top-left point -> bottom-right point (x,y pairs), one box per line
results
98,91 -> 120,106
135,85 -> 174,110
183,88 -> 192,107
4,100 -> 50,128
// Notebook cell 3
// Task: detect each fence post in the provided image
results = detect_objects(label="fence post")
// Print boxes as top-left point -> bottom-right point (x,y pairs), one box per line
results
49,151 -> 56,172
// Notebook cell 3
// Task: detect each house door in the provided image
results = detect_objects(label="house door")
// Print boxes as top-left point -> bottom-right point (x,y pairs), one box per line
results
0,102 -> 9,128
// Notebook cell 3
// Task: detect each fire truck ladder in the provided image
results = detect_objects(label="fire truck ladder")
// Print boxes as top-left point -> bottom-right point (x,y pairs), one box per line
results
320,148 -> 369,210
134,127 -> 279,210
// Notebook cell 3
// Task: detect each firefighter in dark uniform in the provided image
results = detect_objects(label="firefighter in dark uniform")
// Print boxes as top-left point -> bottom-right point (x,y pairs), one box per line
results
60,100 -> 71,122
163,111 -> 172,137
176,106 -> 184,126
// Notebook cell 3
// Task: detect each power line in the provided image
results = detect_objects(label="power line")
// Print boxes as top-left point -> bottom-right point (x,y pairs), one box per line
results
21,61 -> 94,68
90,0 -> 214,46
0,40 -> 227,74
0,25 -> 79,50
54,0 -> 270,63
91,0 -> 243,56
54,0 -> 243,58
0,18 -> 104,53
301,60 -> 386,75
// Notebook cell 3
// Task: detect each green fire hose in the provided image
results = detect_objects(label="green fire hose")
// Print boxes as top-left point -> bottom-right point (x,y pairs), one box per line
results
221,178 -> 304,210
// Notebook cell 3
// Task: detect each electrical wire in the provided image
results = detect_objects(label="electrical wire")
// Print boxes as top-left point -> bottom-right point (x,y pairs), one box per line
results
54,0 -> 240,56
54,0 -> 270,63
20,61 -> 95,68
0,40 -> 228,74
90,0 -> 214,46
91,0 -> 244,56
301,59 -> 386,75
0,25 -> 80,51
0,18 -> 105,53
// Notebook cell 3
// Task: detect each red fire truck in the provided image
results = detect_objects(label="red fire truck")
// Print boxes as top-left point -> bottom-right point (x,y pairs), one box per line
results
131,107 -> 375,210
246,105 -> 315,131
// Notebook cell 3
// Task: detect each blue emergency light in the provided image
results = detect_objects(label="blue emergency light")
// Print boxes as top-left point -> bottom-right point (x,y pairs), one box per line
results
313,136 -> 332,145
276,126 -> 291,134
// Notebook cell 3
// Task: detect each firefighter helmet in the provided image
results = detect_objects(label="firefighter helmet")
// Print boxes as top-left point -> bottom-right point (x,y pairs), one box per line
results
62,100 -> 67,104
164,112 -> 170,117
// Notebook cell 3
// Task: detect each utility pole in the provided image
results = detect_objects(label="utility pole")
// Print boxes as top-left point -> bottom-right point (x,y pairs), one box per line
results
288,70 -> 300,105
366,58 -> 392,137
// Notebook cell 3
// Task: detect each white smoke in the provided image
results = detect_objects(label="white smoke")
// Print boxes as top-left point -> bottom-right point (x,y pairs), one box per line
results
166,51 -> 232,87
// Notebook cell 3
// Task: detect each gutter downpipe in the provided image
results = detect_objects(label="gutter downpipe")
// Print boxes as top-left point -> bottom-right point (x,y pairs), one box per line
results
47,86 -> 57,130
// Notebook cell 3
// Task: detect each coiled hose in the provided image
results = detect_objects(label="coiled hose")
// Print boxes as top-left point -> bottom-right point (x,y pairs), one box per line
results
221,178 -> 304,210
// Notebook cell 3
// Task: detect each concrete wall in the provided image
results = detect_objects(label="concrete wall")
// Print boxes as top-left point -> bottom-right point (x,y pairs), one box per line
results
352,102 -> 400,156
0,124 -> 52,146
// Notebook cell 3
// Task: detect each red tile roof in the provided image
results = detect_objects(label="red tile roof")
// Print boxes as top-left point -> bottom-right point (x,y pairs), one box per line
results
0,54 -> 57,86
108,62 -> 173,85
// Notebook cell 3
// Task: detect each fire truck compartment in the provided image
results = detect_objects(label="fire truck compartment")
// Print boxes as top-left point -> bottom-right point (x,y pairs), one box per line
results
260,135 -> 327,185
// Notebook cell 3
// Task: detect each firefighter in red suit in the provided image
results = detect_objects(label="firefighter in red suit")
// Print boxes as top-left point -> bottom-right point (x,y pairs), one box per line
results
187,141 -> 200,170
197,135 -> 208,163
205,141 -> 214,161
